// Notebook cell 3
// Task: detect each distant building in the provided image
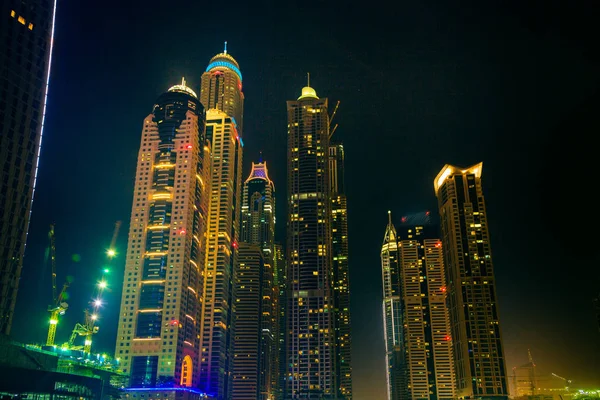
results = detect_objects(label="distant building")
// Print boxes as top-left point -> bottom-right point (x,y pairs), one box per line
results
233,160 -> 277,400
329,144 -> 353,399
232,243 -> 264,400
380,212 -> 408,400
396,212 -> 455,399
434,163 -> 509,399
114,79 -> 211,392
274,243 -> 287,400
0,0 -> 58,335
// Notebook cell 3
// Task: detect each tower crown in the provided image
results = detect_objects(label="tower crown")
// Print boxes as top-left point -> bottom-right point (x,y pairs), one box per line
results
298,72 -> 319,100
245,161 -> 274,188
168,77 -> 197,99
434,162 -> 483,193
206,43 -> 242,82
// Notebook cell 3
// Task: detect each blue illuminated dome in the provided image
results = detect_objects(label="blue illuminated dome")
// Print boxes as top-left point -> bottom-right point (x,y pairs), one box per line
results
206,51 -> 242,82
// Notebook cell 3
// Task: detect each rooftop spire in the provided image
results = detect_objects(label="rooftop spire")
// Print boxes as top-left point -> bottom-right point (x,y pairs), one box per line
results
259,151 -> 263,163
181,77 -> 186,86
388,210 -> 392,226
224,41 -> 227,54
307,72 -> 310,87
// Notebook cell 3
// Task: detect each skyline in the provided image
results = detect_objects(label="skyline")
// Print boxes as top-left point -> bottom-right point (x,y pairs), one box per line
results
6,1 -> 600,399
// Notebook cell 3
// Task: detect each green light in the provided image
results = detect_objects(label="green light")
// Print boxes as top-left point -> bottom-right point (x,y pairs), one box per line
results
49,319 -> 58,325
103,268 -> 110,273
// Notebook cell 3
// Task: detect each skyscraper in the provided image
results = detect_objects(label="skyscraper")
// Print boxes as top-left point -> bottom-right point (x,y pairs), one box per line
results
434,163 -> 509,399
114,79 -> 211,392
286,82 -> 335,398
380,212 -> 408,400
0,0 -> 58,335
197,46 -> 244,399
232,242 -> 264,400
329,144 -> 352,399
396,212 -> 455,399
199,108 -> 243,399
236,160 -> 277,400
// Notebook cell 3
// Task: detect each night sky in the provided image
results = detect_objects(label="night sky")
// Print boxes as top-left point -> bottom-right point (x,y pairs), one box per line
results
11,1 -> 600,398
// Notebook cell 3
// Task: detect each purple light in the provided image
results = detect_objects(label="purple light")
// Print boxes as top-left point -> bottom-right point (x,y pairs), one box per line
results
123,388 -> 209,396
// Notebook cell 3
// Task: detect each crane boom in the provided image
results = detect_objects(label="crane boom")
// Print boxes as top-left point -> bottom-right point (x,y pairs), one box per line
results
45,224 -> 70,346
49,224 -> 57,303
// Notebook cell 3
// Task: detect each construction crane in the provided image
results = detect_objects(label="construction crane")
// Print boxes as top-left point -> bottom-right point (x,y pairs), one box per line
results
552,372 -> 573,391
46,224 -> 71,346
329,100 -> 340,139
66,221 -> 120,353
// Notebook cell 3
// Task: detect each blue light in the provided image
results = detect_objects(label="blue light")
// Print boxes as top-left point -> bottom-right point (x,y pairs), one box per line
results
239,137 -> 244,147
206,61 -> 242,82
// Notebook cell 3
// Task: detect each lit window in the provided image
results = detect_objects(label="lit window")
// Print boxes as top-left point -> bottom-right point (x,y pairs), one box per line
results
28,23 -> 33,30
17,16 -> 25,24
10,10 -> 16,17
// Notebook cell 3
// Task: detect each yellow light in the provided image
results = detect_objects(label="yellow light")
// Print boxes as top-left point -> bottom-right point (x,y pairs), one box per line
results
49,319 -> 58,325
84,340 -> 92,346
17,15 -> 25,24
91,314 -> 98,320
106,249 -> 116,258
98,281 -> 107,289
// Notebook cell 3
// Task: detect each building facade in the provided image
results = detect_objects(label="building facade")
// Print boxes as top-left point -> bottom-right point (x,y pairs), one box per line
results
234,160 -> 278,400
434,163 -> 508,399
114,80 -> 211,390
329,144 -> 352,399
286,84 -> 335,399
381,212 -> 408,400
396,212 -> 455,399
0,0 -> 58,335
232,243 -> 264,400
198,108 -> 243,399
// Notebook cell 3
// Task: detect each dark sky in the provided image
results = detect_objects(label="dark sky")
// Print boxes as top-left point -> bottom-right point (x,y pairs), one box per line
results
11,1 -> 600,398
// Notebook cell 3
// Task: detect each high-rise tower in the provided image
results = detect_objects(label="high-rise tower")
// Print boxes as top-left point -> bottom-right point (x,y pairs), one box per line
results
329,144 -> 352,399
434,163 -> 508,399
274,242 -> 287,400
0,0 -> 58,335
198,108 -> 243,399
381,212 -> 408,400
200,42 -> 244,134
114,79 -> 211,392
396,212 -> 456,399
286,82 -> 335,398
234,160 -> 278,400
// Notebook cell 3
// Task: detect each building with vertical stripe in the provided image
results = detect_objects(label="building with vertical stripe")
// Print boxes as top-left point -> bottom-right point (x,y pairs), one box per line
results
0,0 -> 58,335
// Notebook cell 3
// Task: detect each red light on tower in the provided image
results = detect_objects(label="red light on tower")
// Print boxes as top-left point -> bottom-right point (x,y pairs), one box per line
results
232,241 -> 238,249
401,216 -> 407,223
440,286 -> 446,292
426,211 -> 430,216
435,242 -> 442,248
445,335 -> 451,341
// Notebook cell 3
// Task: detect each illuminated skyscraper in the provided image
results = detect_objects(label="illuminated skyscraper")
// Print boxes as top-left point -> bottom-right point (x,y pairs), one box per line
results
434,163 -> 509,399
114,79 -> 211,393
381,212 -> 408,400
0,0 -> 58,335
233,160 -> 277,400
200,42 -> 244,134
396,212 -> 455,399
198,108 -> 243,399
286,82 -> 335,398
329,144 -> 352,399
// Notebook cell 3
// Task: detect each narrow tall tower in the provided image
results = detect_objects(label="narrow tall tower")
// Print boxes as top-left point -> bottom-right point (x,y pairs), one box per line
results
200,43 -> 244,134
286,82 -> 335,398
234,160 -> 277,400
114,79 -> 211,393
198,109 -> 243,399
396,212 -> 456,399
0,0 -> 58,335
434,163 -> 508,399
380,212 -> 408,400
329,144 -> 353,399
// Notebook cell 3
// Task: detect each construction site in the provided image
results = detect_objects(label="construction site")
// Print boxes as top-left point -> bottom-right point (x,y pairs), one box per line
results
0,223 -> 126,400
510,350 -> 600,400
